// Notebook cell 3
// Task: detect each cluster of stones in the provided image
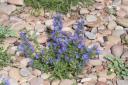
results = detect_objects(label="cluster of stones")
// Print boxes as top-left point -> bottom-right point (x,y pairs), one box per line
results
0,0 -> 128,85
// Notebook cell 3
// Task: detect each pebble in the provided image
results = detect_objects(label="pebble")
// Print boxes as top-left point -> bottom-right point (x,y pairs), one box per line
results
9,78 -> 18,85
111,44 -> 123,57
117,80 -> 128,85
116,18 -> 128,28
86,15 -> 97,22
85,32 -> 96,40
107,21 -> 117,30
30,77 -> 43,85
20,68 -> 31,77
89,60 -> 102,66
9,68 -> 21,81
32,69 -> 41,77
121,51 -> 128,59
20,58 -> 31,68
60,79 -> 75,85
80,8 -> 89,15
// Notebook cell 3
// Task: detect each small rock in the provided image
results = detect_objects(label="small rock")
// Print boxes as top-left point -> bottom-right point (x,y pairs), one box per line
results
43,80 -> 50,85
107,21 -> 117,30
107,73 -> 116,79
11,21 -> 27,32
60,79 -> 75,85
7,0 -> 24,5
9,78 -> 18,85
116,9 -> 127,18
112,0 -> 121,6
96,81 -> 107,85
51,80 -> 60,85
117,80 -> 128,85
30,77 -> 43,85
0,13 -> 9,25
121,51 -> 128,59
95,3 -> 104,10
7,46 -> 17,55
86,15 -> 97,22
85,32 -> 96,40
0,3 -> 16,15
116,18 -> 128,28
80,8 -> 89,15
89,60 -> 102,66
20,68 -> 31,77
45,19 -> 53,27
98,77 -> 107,82
37,34 -> 47,44
9,68 -> 21,81
112,27 -> 125,37
20,82 -> 30,85
41,73 -> 51,80
62,27 -> 74,34
35,21 -> 45,33
32,69 -> 41,77
111,44 -> 123,57
20,58 -> 31,68
122,0 -> 128,6
108,36 -> 121,45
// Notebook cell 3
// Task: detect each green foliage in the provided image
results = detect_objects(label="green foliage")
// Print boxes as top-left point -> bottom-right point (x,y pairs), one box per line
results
0,82 -> 5,85
25,0 -> 94,13
0,25 -> 16,42
0,47 -> 11,68
106,55 -> 128,79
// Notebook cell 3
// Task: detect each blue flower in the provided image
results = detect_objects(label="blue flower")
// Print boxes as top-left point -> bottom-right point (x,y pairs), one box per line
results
35,53 -> 39,59
82,53 -> 89,61
5,79 -> 10,85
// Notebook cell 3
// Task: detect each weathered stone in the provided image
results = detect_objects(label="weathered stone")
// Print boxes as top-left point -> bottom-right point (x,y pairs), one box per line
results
80,8 -> 89,15
20,58 -> 31,68
30,77 -> 43,85
0,3 -> 16,15
89,60 -> 102,66
111,44 -> 123,57
116,18 -> 128,28
51,80 -> 60,85
9,78 -> 18,85
60,79 -> 75,85
121,51 -> 128,59
9,68 -> 21,81
7,0 -> 24,5
86,15 -> 97,22
32,69 -> 41,77
85,32 -> 96,40
20,68 -> 31,77
107,21 -> 117,30
117,80 -> 128,85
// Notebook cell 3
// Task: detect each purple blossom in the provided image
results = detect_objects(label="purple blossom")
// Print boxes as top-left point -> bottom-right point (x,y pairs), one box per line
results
35,53 -> 39,59
5,79 -> 10,85
82,53 -> 89,61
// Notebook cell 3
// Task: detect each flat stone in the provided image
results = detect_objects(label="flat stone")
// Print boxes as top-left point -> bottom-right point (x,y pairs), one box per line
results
9,68 -> 21,81
116,18 -> 128,28
0,12 -> 9,25
85,32 -> 96,40
7,0 -> 24,5
62,27 -> 74,34
117,80 -> 128,85
30,77 -> 43,85
107,21 -> 117,30
0,3 -> 16,15
51,80 -> 60,85
20,68 -> 31,77
89,60 -> 102,66
60,79 -> 75,85
80,8 -> 89,15
7,46 -> 17,55
112,27 -> 125,37
20,58 -> 31,68
111,44 -> 123,57
86,15 -> 97,22
43,80 -> 50,85
32,69 -> 41,77
9,78 -> 18,85
121,51 -> 128,59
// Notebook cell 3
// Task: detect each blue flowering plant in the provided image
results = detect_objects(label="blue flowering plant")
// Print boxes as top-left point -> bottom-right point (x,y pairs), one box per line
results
18,14 -> 99,79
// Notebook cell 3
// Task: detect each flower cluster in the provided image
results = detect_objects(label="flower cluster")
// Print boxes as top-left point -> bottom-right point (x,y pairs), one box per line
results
19,14 -> 100,79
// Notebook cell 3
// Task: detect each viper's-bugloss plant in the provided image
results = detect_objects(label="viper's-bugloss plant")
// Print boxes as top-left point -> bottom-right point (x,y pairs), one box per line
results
106,55 -> 128,79
18,14 -> 99,79
0,47 -> 11,68
0,79 -> 10,85
25,0 -> 94,13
